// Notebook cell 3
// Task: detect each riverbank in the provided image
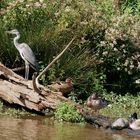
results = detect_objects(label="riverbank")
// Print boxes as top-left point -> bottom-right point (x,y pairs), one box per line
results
0,93 -> 139,120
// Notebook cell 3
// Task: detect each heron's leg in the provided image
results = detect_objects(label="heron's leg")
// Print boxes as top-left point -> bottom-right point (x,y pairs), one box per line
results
25,62 -> 29,80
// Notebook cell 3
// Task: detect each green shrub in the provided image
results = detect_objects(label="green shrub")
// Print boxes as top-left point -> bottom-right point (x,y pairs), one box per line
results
1,0 -> 140,96
101,93 -> 140,118
55,102 -> 85,123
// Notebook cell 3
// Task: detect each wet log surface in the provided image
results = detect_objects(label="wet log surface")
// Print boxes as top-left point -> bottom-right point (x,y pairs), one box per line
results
0,63 -> 111,128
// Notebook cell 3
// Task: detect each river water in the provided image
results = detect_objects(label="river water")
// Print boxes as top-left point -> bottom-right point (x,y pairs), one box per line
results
0,116 -> 140,140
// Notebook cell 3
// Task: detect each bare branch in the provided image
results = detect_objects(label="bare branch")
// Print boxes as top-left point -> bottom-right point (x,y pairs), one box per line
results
35,36 -> 76,90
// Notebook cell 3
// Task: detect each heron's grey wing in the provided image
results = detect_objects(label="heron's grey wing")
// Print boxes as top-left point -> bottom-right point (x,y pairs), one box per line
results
19,43 -> 38,71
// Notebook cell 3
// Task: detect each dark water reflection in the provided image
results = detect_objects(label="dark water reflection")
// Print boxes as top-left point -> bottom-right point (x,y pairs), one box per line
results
0,116 -> 140,140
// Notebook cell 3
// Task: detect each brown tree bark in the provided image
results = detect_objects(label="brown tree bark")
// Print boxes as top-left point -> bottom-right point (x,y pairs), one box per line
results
0,63 -> 68,111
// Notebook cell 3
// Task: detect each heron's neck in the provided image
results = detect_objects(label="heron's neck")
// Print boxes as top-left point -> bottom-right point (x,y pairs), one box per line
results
13,34 -> 20,49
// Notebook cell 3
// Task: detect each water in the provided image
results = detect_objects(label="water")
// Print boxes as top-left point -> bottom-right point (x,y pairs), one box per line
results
0,116 -> 140,140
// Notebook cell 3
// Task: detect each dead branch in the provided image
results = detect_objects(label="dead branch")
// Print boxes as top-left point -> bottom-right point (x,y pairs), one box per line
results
35,36 -> 76,91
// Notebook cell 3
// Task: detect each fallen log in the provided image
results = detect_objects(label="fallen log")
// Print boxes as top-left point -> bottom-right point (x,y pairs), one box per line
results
0,63 -> 112,127
0,63 -> 68,111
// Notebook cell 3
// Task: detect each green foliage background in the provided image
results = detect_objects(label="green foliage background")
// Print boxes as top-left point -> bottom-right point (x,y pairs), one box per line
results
1,0 -> 140,99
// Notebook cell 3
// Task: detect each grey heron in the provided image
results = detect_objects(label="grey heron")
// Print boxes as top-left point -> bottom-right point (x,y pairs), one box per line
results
7,29 -> 38,80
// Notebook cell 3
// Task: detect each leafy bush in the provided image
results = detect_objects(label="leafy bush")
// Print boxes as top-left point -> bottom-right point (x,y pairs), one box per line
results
97,14 -> 140,93
1,0 -> 140,97
101,93 -> 140,118
55,102 -> 85,123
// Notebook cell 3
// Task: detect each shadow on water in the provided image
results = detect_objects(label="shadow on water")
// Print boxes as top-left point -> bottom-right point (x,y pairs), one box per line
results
0,116 -> 140,140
